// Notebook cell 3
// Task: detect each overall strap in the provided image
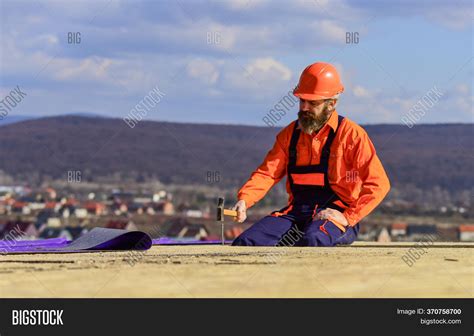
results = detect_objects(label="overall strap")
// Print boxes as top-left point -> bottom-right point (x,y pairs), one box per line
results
288,121 -> 301,168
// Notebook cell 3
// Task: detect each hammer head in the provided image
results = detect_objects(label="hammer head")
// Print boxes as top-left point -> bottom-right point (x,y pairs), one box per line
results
217,197 -> 225,221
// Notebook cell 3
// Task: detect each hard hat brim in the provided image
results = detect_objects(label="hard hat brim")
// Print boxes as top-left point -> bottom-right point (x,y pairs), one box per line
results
293,92 -> 335,101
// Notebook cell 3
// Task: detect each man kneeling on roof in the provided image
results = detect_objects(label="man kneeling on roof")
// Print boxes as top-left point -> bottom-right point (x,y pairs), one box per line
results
232,62 -> 390,247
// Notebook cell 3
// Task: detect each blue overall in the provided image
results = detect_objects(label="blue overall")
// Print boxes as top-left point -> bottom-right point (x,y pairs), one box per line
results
233,115 -> 360,247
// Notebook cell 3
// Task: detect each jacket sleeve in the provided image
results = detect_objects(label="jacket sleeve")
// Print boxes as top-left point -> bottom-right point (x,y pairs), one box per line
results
237,133 -> 288,209
342,130 -> 391,226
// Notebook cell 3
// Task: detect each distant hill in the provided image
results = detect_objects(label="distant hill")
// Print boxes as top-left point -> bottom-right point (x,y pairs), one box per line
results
0,115 -> 40,126
0,116 -> 472,192
0,112 -> 105,127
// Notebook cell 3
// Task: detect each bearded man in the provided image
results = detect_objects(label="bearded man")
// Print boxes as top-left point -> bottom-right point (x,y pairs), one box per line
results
232,62 -> 390,247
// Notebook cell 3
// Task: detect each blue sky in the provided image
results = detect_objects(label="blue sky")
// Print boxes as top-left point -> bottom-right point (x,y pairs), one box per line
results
0,0 -> 472,125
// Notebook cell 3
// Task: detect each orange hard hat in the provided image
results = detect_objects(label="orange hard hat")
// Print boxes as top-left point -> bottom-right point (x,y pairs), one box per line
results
293,62 -> 344,100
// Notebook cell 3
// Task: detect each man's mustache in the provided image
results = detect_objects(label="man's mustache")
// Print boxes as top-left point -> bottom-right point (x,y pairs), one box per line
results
298,111 -> 314,118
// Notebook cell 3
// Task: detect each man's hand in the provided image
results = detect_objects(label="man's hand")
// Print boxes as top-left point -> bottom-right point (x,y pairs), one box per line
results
317,208 -> 349,227
232,200 -> 247,223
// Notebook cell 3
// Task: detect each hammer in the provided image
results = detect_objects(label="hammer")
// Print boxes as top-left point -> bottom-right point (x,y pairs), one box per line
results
216,197 -> 238,245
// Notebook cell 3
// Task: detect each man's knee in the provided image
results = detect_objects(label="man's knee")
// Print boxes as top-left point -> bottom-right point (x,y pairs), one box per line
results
232,231 -> 253,246
299,220 -> 337,246
301,221 -> 359,247
232,215 -> 293,246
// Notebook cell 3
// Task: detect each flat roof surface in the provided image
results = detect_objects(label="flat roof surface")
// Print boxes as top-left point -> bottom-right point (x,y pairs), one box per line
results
0,243 -> 472,298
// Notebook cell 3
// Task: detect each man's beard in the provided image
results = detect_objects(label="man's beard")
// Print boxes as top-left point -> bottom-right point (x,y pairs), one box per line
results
298,107 -> 332,134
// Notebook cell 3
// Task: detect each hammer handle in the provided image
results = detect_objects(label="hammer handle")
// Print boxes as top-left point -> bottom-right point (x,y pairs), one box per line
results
223,209 -> 238,217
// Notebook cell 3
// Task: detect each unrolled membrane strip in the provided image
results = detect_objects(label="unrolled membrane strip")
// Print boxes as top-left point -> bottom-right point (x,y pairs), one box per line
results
0,228 -> 152,254
0,237 -> 69,252
152,237 -> 233,245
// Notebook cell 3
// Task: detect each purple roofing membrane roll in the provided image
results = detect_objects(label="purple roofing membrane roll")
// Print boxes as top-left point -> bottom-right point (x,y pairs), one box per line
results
0,228 -> 152,254
62,228 -> 152,251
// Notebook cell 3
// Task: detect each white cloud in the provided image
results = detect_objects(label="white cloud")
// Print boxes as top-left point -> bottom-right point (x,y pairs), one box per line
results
316,20 -> 347,42
186,59 -> 220,85
456,83 -> 470,95
353,85 -> 372,98
22,34 -> 59,49
223,57 -> 292,96
453,83 -> 473,117
54,57 -> 113,81
225,0 -> 268,10
425,6 -> 473,30
246,57 -> 292,82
